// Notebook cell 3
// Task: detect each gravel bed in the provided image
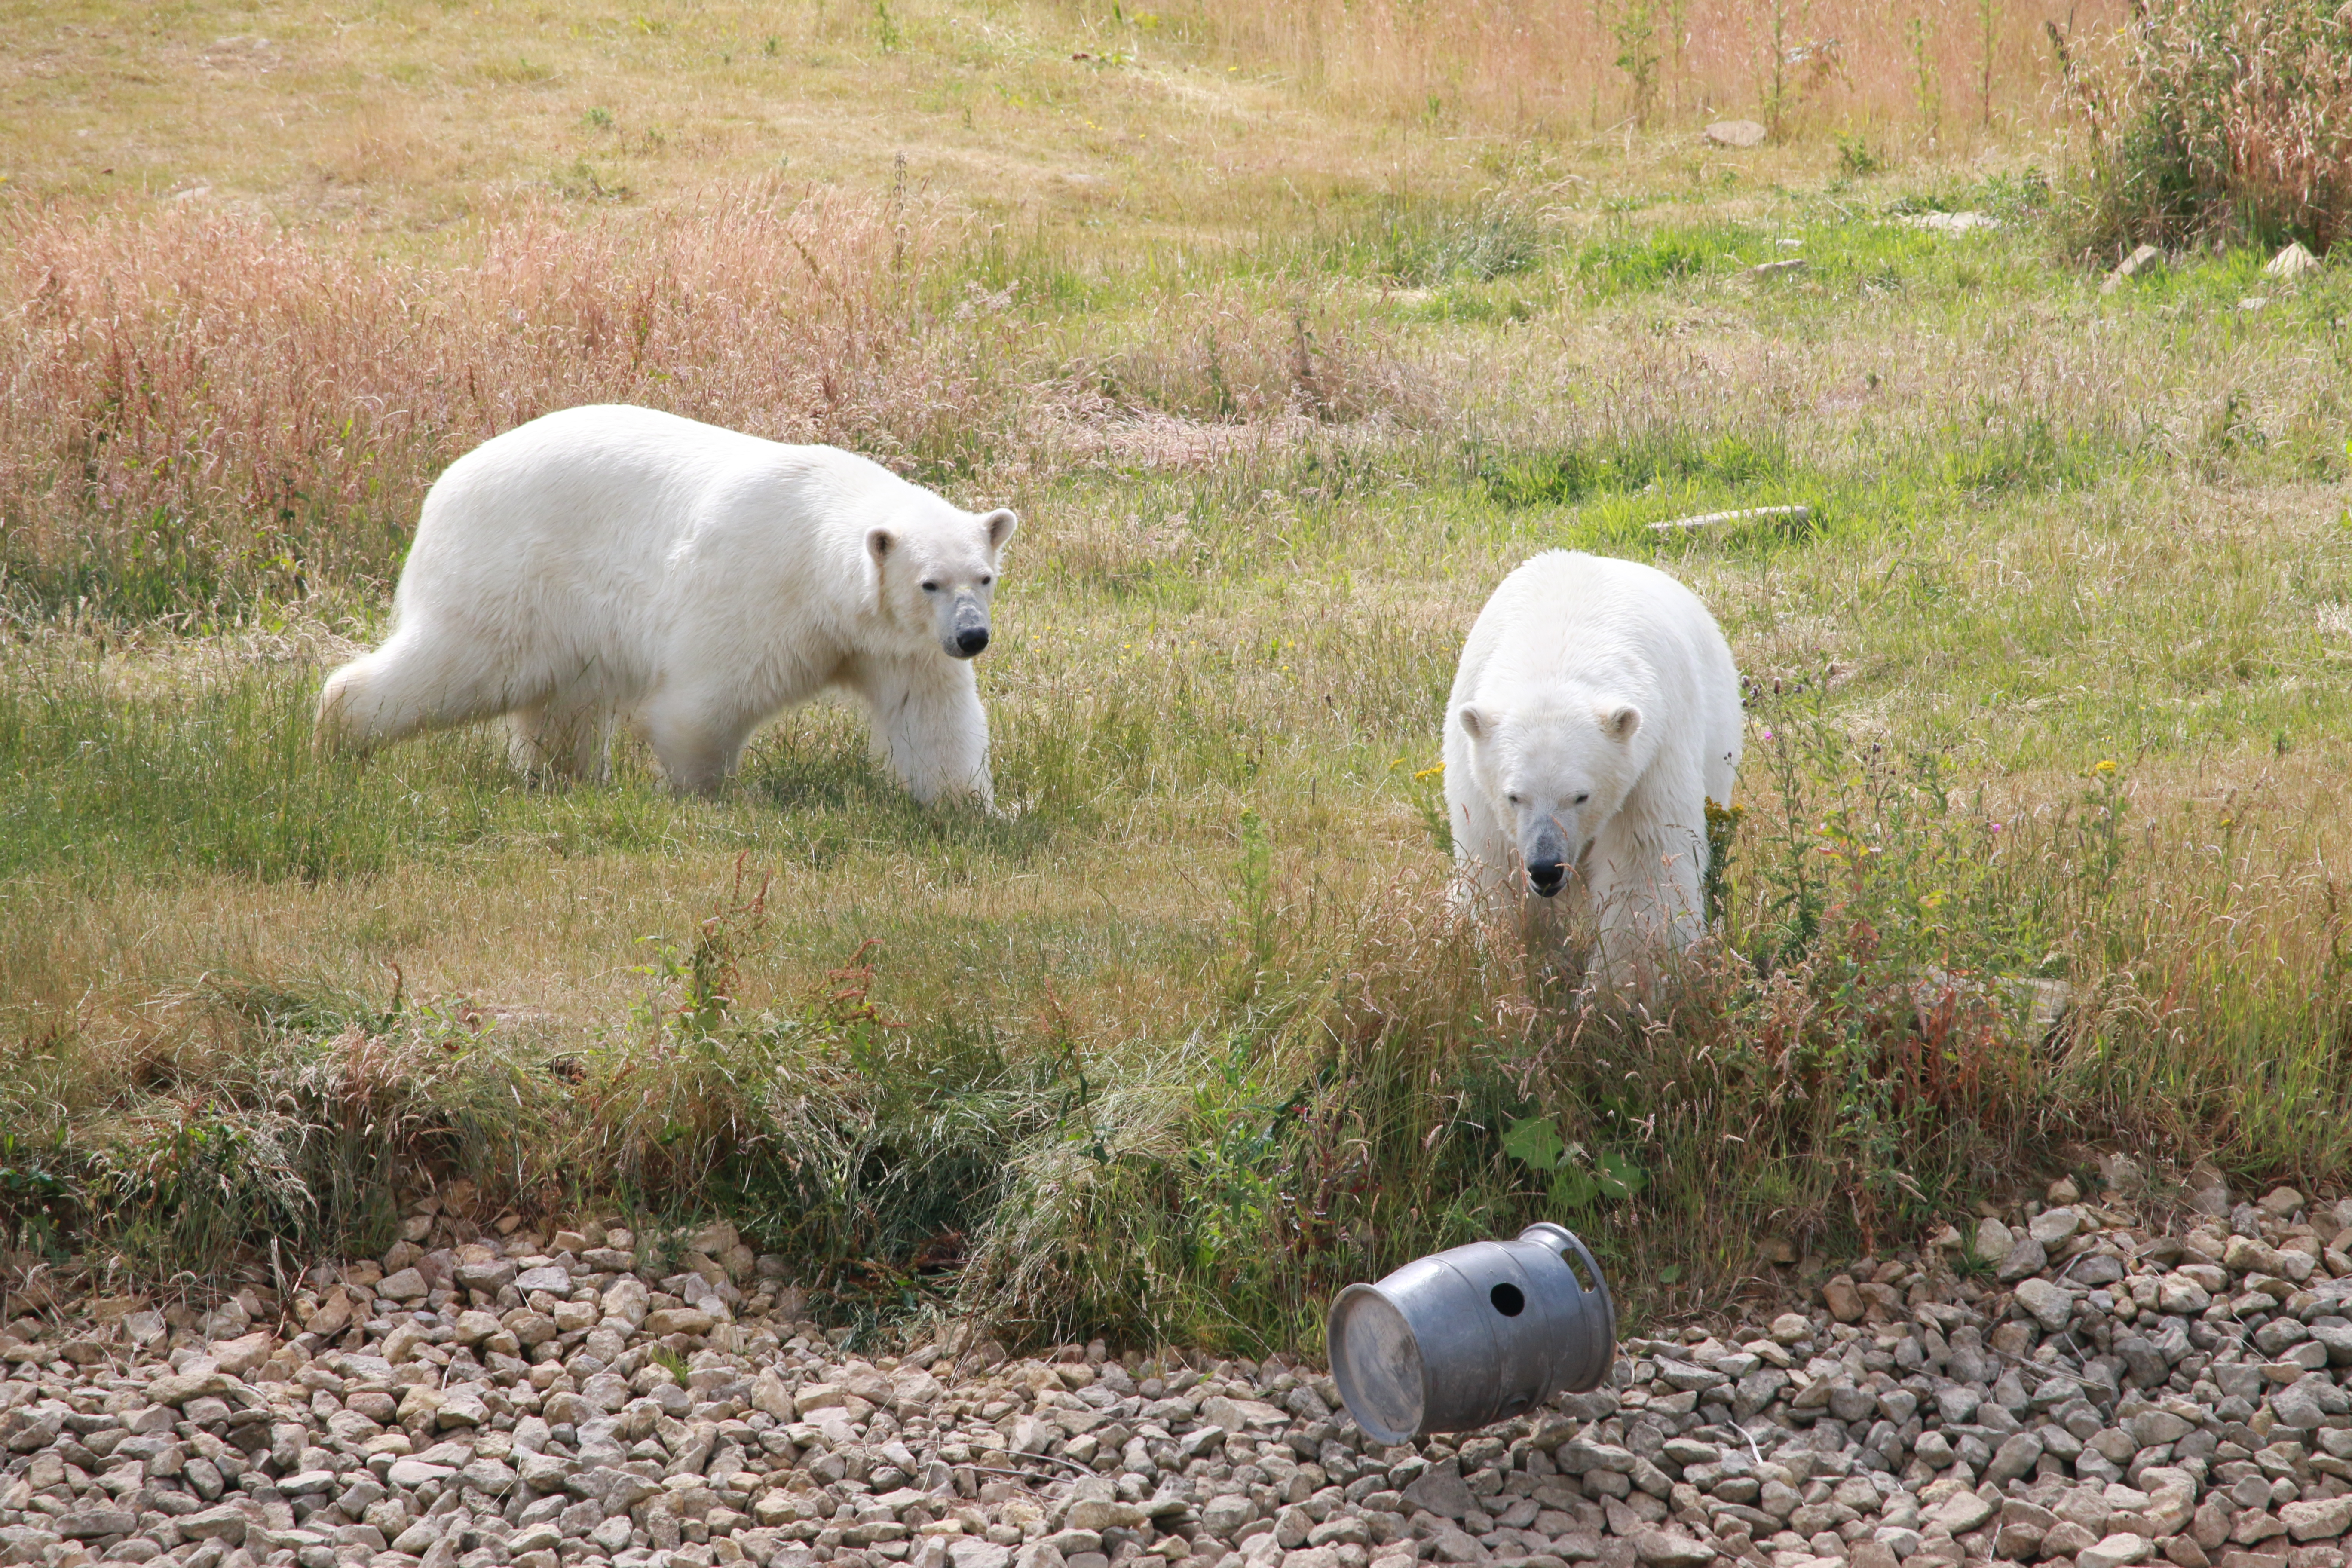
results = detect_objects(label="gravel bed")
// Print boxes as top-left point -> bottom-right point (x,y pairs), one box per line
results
6,1168 -> 2352,1568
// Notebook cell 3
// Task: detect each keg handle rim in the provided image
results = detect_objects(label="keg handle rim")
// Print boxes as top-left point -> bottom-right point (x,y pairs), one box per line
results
1515,1220 -> 1619,1364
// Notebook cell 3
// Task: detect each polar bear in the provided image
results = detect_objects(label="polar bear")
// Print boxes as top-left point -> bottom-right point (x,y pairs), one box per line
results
1443,550 -> 1741,979
318,404 -> 1015,805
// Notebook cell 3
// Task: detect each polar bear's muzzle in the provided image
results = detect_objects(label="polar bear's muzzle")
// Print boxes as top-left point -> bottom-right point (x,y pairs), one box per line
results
1521,821 -> 1597,898
946,602 -> 992,660
1523,821 -> 1571,898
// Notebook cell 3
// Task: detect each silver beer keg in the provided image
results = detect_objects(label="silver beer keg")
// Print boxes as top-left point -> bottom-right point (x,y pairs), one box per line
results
1326,1222 -> 1615,1443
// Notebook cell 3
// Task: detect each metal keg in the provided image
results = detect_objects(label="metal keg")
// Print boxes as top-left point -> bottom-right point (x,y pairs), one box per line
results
1326,1222 -> 1615,1443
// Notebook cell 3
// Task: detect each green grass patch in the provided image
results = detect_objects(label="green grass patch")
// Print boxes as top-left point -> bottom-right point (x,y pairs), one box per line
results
0,662 -> 1087,889
11,673 -> 2352,1347
1479,428 -> 1794,509
1275,194 -> 1558,286
0,664 -> 491,884
1573,221 -> 1759,296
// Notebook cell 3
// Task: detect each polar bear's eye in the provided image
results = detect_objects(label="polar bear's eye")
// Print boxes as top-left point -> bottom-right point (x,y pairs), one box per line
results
1573,792 -> 1590,805
1506,793 -> 1523,805
980,574 -> 994,586
921,581 -> 940,592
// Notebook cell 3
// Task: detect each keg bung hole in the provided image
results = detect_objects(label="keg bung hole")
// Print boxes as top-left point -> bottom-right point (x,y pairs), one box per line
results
1490,1282 -> 1525,1317
1560,1247 -> 1599,1293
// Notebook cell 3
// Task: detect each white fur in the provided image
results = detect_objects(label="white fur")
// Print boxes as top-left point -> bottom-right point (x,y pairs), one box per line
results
318,404 -> 1016,805
1443,550 -> 1742,980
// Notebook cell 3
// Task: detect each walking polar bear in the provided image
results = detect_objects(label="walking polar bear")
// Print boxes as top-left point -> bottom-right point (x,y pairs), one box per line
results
318,404 -> 1015,805
1443,550 -> 1742,982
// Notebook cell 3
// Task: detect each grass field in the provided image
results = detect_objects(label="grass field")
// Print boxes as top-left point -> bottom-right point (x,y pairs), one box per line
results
2,0 -> 2349,1349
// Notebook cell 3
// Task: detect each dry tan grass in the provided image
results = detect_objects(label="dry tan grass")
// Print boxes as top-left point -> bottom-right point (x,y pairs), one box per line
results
3,0 -> 2113,236
1174,0 -> 2104,144
2050,0 -> 2352,251
0,186 -> 1014,602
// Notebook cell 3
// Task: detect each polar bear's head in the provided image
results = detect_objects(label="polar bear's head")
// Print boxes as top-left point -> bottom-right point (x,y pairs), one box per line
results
868,506 -> 1018,660
1456,698 -> 1642,898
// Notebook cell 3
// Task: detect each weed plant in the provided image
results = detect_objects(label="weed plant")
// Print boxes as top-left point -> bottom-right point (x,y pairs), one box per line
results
2051,0 -> 2352,254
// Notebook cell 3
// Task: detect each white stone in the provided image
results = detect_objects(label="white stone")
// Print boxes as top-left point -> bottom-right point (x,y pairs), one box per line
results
2265,242 -> 2321,280
1930,1492 -> 1996,1536
1902,211 -> 2002,233
2078,1533 -> 2153,1568
2013,1278 -> 2074,1332
378,1268 -> 429,1302
386,1458 -> 456,1489
2283,1495 -> 2352,1541
1065,1500 -> 1147,1533
2158,1273 -> 2212,1314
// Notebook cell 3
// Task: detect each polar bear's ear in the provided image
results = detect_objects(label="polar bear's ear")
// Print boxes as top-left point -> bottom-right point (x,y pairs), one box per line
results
1457,705 -> 1488,742
867,527 -> 894,563
1604,704 -> 1642,741
981,509 -> 1018,551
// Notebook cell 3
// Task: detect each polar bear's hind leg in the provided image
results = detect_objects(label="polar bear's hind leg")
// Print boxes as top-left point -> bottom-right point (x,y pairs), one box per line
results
317,625 -> 512,754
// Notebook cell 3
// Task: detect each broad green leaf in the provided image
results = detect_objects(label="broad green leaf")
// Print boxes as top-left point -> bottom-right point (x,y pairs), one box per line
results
1548,1165 -> 1600,1212
1596,1149 -> 1648,1200
1502,1115 -> 1565,1171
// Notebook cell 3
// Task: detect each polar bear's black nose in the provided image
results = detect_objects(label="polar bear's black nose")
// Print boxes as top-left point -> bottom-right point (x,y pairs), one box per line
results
1526,860 -> 1566,897
955,626 -> 990,657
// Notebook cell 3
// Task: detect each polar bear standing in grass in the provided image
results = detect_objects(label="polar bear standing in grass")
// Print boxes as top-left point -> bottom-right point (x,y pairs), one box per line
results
1443,550 -> 1742,982
318,405 -> 1016,805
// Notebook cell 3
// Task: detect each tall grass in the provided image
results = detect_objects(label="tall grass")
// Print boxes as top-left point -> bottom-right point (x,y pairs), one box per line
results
7,671 -> 2346,1344
0,186 -> 1451,624
959,692 -> 2352,1347
1124,0 -> 2112,140
0,934 -> 1057,1283
2051,0 -> 2352,254
0,186 -> 1019,620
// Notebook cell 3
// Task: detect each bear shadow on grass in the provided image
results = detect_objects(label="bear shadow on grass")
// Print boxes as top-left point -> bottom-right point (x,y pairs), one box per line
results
327,704 -> 1076,869
731,724 -> 1071,865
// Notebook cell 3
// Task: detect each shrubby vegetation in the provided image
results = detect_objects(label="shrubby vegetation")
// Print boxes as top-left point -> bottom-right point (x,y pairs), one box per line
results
2052,0 -> 2352,254
6,660 -> 2349,1349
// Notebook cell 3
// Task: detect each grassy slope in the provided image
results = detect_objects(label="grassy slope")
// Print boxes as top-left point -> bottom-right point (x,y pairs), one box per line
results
3,0 -> 2350,1343
0,0 -> 1450,238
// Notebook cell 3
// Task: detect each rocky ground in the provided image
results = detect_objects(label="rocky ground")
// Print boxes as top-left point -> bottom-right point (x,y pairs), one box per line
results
6,1165 -> 2352,1568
